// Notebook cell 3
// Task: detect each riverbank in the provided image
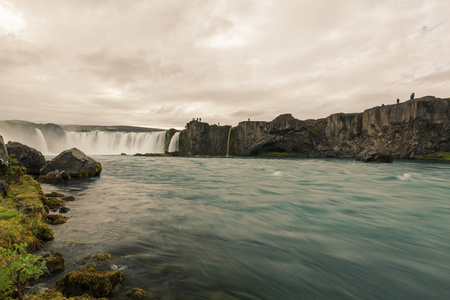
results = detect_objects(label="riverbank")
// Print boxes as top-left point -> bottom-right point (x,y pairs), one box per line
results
0,157 -> 131,300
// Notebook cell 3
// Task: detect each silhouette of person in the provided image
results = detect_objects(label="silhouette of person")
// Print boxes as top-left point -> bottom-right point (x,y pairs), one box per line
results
410,93 -> 415,100
397,98 -> 400,104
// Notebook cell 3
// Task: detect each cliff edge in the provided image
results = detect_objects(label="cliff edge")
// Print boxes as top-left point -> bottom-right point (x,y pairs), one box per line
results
179,96 -> 450,159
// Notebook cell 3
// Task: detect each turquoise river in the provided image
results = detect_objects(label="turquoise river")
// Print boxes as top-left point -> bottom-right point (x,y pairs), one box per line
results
39,156 -> 450,299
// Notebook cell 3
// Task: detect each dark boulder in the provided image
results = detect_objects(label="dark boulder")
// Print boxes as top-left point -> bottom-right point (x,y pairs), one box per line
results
0,179 -> 8,196
40,148 -> 102,178
6,141 -> 46,175
0,135 -> 8,171
356,146 -> 394,163
38,170 -> 65,183
55,267 -> 124,298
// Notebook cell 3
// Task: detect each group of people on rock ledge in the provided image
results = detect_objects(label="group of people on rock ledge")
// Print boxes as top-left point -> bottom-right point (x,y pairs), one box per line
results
383,92 -> 414,107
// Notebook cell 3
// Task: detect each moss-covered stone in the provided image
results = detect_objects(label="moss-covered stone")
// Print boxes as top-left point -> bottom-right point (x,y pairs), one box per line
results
45,192 -> 65,198
93,253 -> 112,261
121,288 -> 147,299
42,252 -> 65,273
42,197 -> 66,208
55,267 -> 124,298
45,214 -> 69,225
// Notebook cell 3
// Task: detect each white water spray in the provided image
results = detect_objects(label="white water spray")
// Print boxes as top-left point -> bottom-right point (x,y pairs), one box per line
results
168,132 -> 180,153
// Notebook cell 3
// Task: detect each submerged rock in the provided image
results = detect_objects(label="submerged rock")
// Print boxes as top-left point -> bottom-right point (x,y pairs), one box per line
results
0,135 -> 8,171
355,146 -> 393,163
55,267 -> 124,298
62,196 -> 75,201
42,252 -> 65,274
40,148 -> 102,178
122,288 -> 147,299
6,141 -> 46,175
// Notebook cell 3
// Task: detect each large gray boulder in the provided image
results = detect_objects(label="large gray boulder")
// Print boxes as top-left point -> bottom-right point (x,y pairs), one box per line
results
0,136 -> 8,171
355,145 -> 393,163
6,141 -> 46,175
40,148 -> 102,178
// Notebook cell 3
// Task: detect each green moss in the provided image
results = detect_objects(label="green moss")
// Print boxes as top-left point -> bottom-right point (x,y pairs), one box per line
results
0,172 -> 54,251
45,214 -> 69,225
55,268 -> 124,298
0,208 -> 19,220
258,152 -> 301,157
92,253 -> 112,261
0,155 -> 27,184
309,127 -> 319,136
43,197 -> 66,208
121,288 -> 148,299
420,152 -> 450,161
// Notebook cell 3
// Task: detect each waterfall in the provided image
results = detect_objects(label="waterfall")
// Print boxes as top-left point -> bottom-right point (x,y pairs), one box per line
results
0,126 -> 169,155
168,132 -> 180,152
65,131 -> 167,155
226,127 -> 232,157
34,129 -> 49,154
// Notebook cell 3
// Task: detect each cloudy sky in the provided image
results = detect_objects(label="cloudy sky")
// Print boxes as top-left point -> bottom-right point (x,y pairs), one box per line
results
0,0 -> 449,129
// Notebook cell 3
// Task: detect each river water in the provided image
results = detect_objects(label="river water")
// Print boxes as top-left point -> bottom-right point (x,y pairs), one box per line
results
40,157 -> 450,299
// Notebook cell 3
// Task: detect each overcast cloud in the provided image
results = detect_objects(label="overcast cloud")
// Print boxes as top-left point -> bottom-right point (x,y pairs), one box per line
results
0,0 -> 449,129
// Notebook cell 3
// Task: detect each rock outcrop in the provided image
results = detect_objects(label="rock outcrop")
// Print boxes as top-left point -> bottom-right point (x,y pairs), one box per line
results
179,96 -> 450,159
355,146 -> 393,163
179,121 -> 231,156
40,148 -> 102,178
6,141 -> 46,175
0,135 -> 8,171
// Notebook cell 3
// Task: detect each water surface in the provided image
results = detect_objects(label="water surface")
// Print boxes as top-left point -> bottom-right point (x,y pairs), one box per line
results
40,157 -> 450,299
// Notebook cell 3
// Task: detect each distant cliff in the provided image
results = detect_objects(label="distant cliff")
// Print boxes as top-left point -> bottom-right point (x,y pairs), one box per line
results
179,96 -> 450,159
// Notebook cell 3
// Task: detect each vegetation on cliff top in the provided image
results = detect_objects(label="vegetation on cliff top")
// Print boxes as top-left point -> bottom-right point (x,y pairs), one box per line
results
420,152 -> 450,161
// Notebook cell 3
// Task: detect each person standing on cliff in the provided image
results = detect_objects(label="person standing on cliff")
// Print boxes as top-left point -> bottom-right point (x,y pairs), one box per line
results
397,98 -> 400,104
410,93 -> 415,100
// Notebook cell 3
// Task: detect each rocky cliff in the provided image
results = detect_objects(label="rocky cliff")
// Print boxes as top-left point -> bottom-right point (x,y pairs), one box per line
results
179,96 -> 450,158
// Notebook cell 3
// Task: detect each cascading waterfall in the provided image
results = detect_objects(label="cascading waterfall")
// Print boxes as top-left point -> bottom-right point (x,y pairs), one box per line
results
168,132 -> 180,153
35,129 -> 50,154
0,128 -> 172,155
226,127 -> 232,157
65,131 -> 167,155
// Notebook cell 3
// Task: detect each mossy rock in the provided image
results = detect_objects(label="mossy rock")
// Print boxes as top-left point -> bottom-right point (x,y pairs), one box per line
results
45,192 -> 65,197
55,267 -> 124,298
45,214 -> 69,225
93,253 -> 112,261
42,252 -> 65,273
43,197 -> 66,208
121,288 -> 148,299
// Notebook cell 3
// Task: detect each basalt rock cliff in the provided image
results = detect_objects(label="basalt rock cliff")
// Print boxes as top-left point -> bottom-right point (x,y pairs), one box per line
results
179,96 -> 450,159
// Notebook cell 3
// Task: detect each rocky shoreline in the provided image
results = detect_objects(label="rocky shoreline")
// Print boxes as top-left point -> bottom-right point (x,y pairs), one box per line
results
0,139 -> 147,299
